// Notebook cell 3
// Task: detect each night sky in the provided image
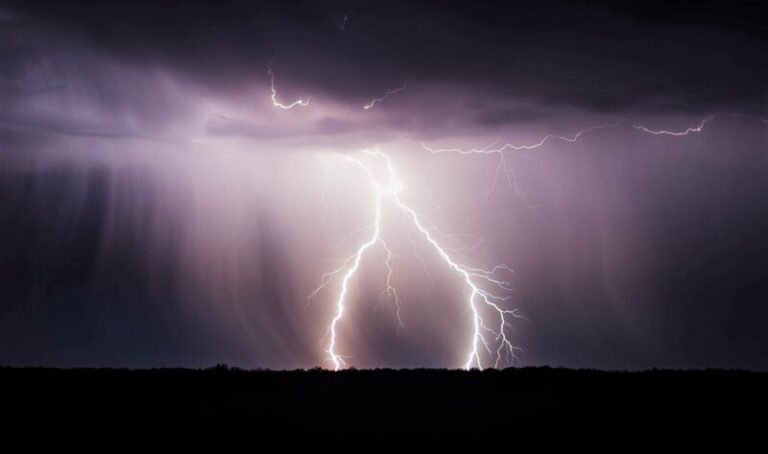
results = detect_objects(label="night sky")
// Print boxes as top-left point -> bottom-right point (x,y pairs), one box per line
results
0,0 -> 766,369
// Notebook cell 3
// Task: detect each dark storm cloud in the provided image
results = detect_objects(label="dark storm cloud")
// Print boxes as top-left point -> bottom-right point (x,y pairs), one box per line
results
474,108 -> 551,127
3,0 -> 766,116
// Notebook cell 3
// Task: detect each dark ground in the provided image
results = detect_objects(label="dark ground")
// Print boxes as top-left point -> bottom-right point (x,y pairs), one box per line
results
2,366 -> 766,440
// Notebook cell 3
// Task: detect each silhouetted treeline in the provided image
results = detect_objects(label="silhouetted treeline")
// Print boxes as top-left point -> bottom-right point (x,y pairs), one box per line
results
2,366 -> 766,438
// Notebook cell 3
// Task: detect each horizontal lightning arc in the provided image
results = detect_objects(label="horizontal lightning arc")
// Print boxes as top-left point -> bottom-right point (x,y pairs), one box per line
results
421,123 -> 619,155
632,114 -> 716,136
423,111 -> 768,156
633,112 -> 768,136
421,123 -> 620,200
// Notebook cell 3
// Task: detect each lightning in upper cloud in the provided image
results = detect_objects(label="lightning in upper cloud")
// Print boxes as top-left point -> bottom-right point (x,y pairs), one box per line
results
268,64 -> 310,109
313,149 -> 521,370
339,7 -> 352,30
363,80 -> 408,110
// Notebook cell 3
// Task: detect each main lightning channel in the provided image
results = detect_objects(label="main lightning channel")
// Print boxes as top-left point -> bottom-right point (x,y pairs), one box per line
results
317,149 -> 520,370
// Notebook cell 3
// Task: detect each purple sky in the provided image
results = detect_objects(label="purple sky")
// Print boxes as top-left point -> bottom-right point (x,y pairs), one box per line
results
0,0 -> 766,369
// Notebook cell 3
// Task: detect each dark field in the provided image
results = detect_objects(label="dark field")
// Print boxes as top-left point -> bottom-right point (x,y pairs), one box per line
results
2,366 -> 766,438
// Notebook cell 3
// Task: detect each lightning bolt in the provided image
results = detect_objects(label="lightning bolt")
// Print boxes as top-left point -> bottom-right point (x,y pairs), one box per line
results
363,80 -> 408,110
380,239 -> 404,329
633,112 -> 768,135
315,149 -> 521,370
268,64 -> 310,109
632,114 -> 716,136
339,7 -> 352,30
